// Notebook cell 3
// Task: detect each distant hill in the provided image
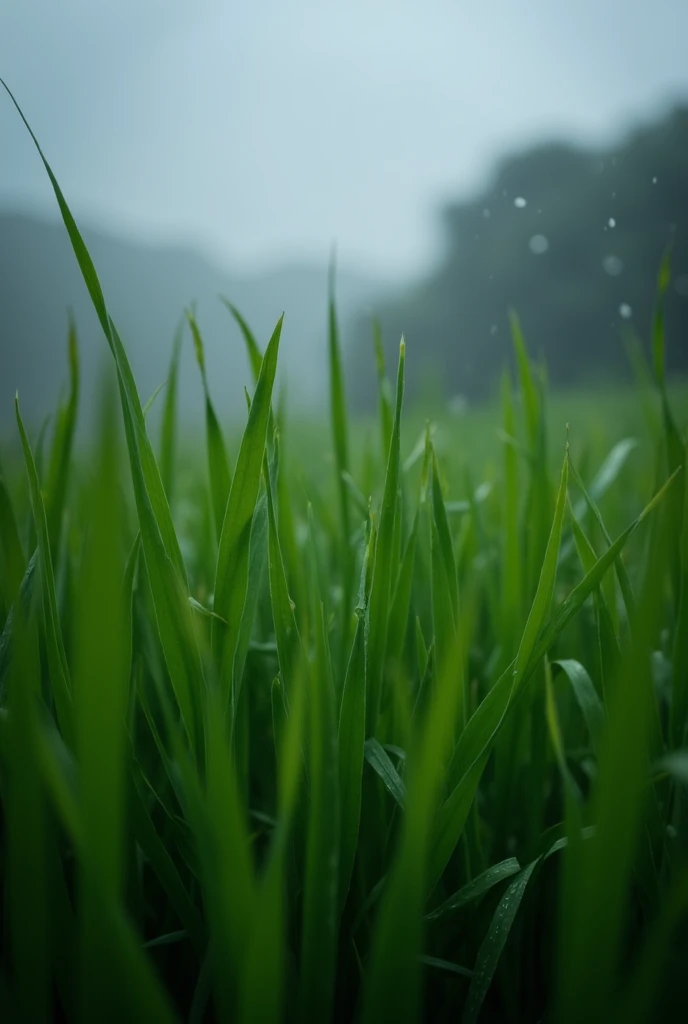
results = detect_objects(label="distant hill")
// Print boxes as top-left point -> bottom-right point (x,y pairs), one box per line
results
347,105 -> 688,408
0,211 -> 384,434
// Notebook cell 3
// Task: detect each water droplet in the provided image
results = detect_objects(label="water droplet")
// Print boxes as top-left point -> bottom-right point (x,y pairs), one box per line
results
619,302 -> 632,319
482,207 -> 491,218
611,190 -> 616,198
529,234 -> 549,255
602,254 -> 623,277
652,176 -> 658,184
490,324 -> 498,335
608,217 -> 616,228
514,196 -> 527,208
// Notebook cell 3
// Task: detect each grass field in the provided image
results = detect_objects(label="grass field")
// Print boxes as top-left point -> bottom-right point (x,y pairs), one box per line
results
1,81 -> 688,1023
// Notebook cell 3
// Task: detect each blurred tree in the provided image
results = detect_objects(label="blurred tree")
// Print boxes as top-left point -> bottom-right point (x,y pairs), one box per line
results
347,106 -> 688,407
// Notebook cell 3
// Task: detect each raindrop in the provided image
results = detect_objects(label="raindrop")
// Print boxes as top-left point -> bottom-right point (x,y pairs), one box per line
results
608,217 -> 616,228
611,191 -> 616,198
619,303 -> 633,319
514,196 -> 527,208
652,176 -> 658,184
529,234 -> 549,255
602,254 -> 624,277
490,324 -> 498,335
482,207 -> 491,218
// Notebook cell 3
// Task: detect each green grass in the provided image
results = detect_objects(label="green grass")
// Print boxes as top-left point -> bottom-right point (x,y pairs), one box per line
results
1,80 -> 688,1022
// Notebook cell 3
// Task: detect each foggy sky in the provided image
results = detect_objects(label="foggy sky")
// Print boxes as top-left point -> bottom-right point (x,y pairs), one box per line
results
2,0 -> 688,278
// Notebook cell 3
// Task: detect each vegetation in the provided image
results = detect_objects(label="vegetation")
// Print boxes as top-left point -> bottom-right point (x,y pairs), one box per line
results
1,82 -> 688,1023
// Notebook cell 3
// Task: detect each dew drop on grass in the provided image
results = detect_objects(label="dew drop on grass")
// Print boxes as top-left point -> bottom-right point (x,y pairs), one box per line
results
529,234 -> 549,255
619,302 -> 633,319
514,196 -> 527,209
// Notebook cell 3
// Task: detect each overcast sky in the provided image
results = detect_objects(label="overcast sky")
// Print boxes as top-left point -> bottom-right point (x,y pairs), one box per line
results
2,0 -> 688,278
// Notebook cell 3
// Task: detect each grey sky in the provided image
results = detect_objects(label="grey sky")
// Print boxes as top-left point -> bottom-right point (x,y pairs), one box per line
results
2,0 -> 688,278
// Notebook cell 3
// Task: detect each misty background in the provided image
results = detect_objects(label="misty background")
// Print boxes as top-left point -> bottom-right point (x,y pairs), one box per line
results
1,0 -> 687,432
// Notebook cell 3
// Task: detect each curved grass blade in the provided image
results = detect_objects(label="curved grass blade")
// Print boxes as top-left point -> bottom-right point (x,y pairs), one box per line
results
188,310 -> 232,543
328,255 -> 351,556
367,339 -> 405,730
212,315 -> 282,712
364,737 -> 407,810
463,859 -> 538,1023
426,858 -> 521,922
159,316 -> 184,501
338,528 -> 372,911
0,81 -> 207,757
373,318 -> 394,459
44,312 -> 79,560
552,659 -> 605,756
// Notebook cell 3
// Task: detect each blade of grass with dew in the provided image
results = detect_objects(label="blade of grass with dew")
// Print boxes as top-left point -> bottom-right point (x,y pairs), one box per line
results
265,459 -> 302,704
364,737 -> 407,810
426,858 -> 522,922
373,317 -> 393,462
338,523 -> 373,912
510,311 -> 550,597
232,491 -> 269,704
188,310 -> 232,544
367,339 -> 405,732
500,369 -> 522,649
328,255 -> 352,571
429,449 -> 462,725
465,831 -> 593,1023
15,396 -> 74,745
212,315 -> 282,712
159,316 -> 184,501
44,312 -> 79,561
386,505 -> 419,677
